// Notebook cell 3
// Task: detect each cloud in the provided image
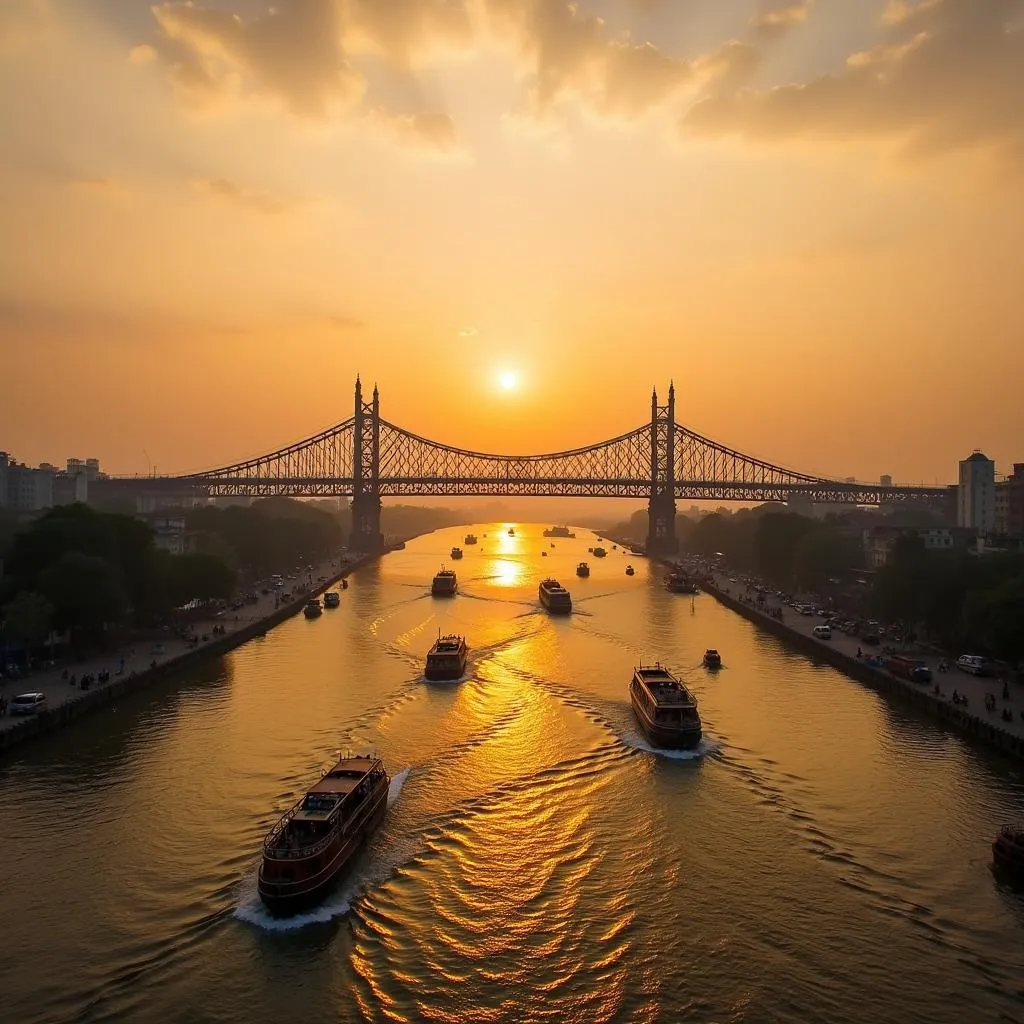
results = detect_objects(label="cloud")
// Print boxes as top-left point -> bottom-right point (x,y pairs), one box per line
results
750,1 -> 814,38
326,314 -> 364,330
345,0 -> 475,66
375,109 -> 460,152
485,0 -> 694,117
684,0 -> 1024,164
148,0 -> 362,116
191,178 -> 300,214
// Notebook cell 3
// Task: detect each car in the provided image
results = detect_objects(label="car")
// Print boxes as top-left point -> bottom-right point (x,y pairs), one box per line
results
8,692 -> 47,715
813,625 -> 832,640
957,654 -> 990,676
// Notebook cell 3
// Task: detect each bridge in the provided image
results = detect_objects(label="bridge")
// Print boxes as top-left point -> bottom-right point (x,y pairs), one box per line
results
109,379 -> 952,556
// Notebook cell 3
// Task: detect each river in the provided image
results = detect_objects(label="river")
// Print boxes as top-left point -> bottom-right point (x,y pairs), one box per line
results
1,525 -> 1022,1024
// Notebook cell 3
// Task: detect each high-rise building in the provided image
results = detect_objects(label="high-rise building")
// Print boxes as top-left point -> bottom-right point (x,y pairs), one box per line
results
958,451 -> 996,533
880,474 -> 892,488
994,463 -> 1024,538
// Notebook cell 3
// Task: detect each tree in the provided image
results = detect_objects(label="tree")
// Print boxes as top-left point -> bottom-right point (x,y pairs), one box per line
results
961,576 -> 1024,667
1,591 -> 53,662
38,552 -> 126,636
164,553 -> 236,605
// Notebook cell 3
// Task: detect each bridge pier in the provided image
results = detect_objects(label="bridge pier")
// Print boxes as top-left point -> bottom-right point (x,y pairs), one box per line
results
646,383 -> 678,558
351,377 -> 385,553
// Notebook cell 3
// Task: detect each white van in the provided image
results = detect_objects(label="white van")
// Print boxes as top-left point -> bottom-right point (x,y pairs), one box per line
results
813,625 -> 832,640
956,654 -> 989,676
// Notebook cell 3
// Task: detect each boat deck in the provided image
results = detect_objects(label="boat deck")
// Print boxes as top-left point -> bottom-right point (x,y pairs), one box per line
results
635,668 -> 696,707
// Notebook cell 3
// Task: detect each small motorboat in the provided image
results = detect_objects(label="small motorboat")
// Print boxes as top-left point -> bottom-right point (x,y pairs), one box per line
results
541,551 -> 547,557
993,825 -> 1024,878
703,649 -> 722,670
323,591 -> 341,609
342,578 -> 349,590
625,565 -> 634,576
304,599 -> 322,619
576,562 -> 590,578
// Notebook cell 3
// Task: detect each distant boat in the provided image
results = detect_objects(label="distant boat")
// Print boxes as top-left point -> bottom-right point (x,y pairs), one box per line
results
303,598 -> 322,619
665,570 -> 698,595
323,591 -> 341,609
593,547 -> 607,558
543,526 -> 575,539
464,534 -> 478,545
450,547 -> 464,560
341,578 -> 349,590
576,562 -> 590,578
625,565 -> 635,576
425,633 -> 468,681
508,527 -> 515,536
541,550 -> 547,557
431,567 -> 458,597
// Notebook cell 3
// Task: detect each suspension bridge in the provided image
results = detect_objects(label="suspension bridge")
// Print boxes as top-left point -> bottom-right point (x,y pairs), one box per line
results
108,378 -> 951,555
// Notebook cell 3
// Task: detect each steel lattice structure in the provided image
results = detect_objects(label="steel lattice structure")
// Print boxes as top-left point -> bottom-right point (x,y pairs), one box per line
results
109,378 -> 952,553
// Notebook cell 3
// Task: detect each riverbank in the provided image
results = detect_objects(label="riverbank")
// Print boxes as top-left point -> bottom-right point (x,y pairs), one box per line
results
0,550 -> 374,754
694,571 -> 1024,760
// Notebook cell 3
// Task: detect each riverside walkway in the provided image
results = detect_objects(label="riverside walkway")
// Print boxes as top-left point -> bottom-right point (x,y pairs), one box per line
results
0,552 -> 365,748
695,567 -> 1024,755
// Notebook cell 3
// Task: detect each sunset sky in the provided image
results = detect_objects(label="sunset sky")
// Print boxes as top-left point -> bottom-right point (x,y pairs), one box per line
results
1,0 -> 1022,485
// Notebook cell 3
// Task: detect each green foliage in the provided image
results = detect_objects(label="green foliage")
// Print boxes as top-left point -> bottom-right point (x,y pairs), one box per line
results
163,553 -> 236,605
39,552 -> 126,635
1,590 -> 53,651
961,577 -> 1024,667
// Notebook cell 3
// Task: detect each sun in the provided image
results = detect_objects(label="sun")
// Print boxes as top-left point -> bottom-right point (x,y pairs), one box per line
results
498,370 -> 519,391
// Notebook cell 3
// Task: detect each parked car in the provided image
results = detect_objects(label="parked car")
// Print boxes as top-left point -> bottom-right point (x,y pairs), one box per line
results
957,654 -> 990,676
8,692 -> 47,715
813,625 -> 832,640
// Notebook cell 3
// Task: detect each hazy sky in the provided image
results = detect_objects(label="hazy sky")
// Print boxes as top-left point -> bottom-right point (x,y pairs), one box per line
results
1,0 -> 1022,484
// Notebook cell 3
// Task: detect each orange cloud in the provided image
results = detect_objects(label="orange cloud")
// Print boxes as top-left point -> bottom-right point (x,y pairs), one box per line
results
684,0 -> 1024,164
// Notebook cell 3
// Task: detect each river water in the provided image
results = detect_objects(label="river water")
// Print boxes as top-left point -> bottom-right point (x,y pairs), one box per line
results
1,525 -> 1022,1024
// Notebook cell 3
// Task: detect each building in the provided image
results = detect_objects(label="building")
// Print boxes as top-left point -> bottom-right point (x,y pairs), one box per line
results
862,525 -> 976,568
994,463 -> 1024,538
958,451 -> 995,534
66,457 -> 104,481
0,453 -> 54,512
880,474 -> 892,488
140,512 -> 199,555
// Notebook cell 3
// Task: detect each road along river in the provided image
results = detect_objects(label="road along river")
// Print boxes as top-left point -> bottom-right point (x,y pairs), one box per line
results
0,525 -> 1022,1024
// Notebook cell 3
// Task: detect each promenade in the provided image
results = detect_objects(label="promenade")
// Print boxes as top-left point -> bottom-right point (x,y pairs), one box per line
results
0,551 -> 366,750
696,567 -> 1024,756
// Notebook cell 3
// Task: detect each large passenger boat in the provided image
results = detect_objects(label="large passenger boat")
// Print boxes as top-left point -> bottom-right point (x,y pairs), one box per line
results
425,634 -> 468,681
257,755 -> 390,916
323,591 -> 341,609
542,526 -> 576,538
576,562 -> 590,578
992,825 -> 1024,878
665,570 -> 699,594
539,578 -> 572,614
431,568 -> 458,597
464,534 -> 478,545
630,664 -> 702,750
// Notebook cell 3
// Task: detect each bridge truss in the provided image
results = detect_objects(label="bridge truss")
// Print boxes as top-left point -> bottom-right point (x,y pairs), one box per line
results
113,379 -> 951,553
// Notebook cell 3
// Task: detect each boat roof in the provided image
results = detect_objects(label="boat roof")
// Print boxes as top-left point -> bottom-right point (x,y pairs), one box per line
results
431,635 -> 465,652
293,757 -> 380,821
540,578 -> 565,590
634,665 -> 695,706
434,569 -> 456,577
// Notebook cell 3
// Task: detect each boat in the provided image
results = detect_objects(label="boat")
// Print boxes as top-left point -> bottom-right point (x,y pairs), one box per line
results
541,551 -> 547,557
576,562 -> 590,578
703,649 -> 722,670
425,633 -> 468,681
464,534 -> 477,545
665,570 -> 698,595
303,598 -> 322,619
431,568 -> 458,597
593,547 -> 607,558
538,578 -> 572,614
257,754 -> 390,916
508,527 -> 515,536
625,565 -> 635,576
341,578 -> 349,590
450,546 -> 464,560
630,664 -> 702,750
992,825 -> 1024,878
323,591 -> 341,609
542,526 -> 576,539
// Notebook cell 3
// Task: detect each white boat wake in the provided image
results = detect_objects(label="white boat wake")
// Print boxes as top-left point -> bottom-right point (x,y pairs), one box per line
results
622,730 -> 721,760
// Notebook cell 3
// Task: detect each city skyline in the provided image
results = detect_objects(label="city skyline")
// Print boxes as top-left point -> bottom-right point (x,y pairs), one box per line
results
2,0 -> 1022,480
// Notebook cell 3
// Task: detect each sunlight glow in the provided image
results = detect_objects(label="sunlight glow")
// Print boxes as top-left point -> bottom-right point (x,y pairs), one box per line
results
498,370 -> 519,392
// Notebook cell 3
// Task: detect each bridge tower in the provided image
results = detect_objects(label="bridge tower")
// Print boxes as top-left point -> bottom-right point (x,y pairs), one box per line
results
351,377 -> 384,553
646,382 -> 677,557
